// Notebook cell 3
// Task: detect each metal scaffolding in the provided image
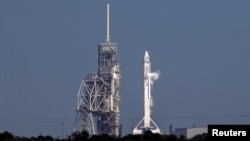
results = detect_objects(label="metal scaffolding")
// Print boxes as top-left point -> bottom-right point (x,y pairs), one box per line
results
74,4 -> 121,136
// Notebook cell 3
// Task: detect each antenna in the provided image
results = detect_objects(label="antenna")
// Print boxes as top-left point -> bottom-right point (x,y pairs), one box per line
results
106,3 -> 110,42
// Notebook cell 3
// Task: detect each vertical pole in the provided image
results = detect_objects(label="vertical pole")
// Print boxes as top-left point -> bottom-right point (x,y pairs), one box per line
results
106,4 -> 110,42
61,122 -> 64,139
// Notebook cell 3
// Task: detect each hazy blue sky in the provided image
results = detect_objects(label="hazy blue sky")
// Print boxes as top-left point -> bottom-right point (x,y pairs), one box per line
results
1,0 -> 250,138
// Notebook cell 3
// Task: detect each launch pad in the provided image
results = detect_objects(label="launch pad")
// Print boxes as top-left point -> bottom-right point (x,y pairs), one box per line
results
73,3 -> 161,136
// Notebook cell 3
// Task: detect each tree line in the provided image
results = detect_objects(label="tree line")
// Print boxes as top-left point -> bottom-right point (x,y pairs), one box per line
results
0,130 -> 208,141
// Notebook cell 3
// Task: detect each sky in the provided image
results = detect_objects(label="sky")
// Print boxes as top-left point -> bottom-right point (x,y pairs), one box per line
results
0,0 -> 250,138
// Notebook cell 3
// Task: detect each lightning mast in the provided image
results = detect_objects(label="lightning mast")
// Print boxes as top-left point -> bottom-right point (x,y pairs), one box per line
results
132,51 -> 161,135
74,3 -> 121,136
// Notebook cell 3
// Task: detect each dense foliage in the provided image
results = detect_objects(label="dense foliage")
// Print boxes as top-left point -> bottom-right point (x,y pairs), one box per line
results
0,130 -> 208,141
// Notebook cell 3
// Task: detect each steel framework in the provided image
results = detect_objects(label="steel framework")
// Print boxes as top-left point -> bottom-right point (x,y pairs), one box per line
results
74,4 -> 121,136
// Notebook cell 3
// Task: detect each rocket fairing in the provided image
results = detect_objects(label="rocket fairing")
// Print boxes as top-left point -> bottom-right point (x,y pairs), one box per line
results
132,51 -> 161,135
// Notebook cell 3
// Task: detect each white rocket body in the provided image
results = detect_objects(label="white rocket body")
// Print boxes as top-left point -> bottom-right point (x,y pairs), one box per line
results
144,51 -> 151,128
133,51 -> 161,134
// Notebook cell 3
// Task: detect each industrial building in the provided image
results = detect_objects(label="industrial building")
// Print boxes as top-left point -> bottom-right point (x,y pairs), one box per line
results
175,126 -> 207,139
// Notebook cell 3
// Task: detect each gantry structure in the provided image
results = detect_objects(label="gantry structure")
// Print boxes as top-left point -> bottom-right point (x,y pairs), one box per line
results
74,4 -> 121,136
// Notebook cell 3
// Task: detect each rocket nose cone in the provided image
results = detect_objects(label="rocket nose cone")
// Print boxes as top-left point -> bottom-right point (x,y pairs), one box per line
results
145,51 -> 149,57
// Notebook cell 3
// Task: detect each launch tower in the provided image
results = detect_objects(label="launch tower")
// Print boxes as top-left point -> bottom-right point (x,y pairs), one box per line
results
74,4 -> 121,136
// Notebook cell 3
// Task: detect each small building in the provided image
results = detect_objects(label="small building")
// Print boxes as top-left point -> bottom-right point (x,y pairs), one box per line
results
175,126 -> 207,139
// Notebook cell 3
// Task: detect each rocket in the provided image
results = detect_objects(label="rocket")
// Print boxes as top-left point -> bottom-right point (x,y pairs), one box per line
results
133,51 -> 161,134
144,51 -> 152,128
